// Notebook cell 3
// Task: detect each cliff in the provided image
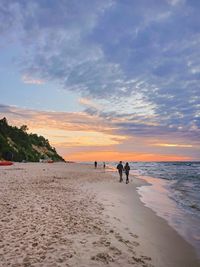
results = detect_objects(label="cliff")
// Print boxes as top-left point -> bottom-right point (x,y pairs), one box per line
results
0,117 -> 64,162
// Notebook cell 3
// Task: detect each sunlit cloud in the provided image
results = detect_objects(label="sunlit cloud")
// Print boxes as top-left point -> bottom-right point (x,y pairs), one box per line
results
155,143 -> 193,148
0,104 -> 200,161
0,104 -> 126,147
78,98 -> 101,110
31,128 -> 126,147
22,75 -> 45,85
0,1 -> 200,161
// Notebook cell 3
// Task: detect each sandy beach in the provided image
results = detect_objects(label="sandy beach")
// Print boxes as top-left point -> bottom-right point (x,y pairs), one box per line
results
0,163 -> 199,267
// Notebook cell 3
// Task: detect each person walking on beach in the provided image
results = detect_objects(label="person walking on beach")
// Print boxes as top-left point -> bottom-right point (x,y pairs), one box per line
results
103,162 -> 106,169
94,161 -> 97,168
124,162 -> 130,184
117,161 -> 123,182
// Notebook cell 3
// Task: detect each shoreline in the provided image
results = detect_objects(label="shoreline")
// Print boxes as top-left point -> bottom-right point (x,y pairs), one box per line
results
105,161 -> 200,259
86,168 -> 199,267
136,174 -> 200,259
0,162 -> 199,266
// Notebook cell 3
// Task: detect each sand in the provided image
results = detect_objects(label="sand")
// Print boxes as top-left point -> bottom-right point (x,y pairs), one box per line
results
0,162 -> 199,267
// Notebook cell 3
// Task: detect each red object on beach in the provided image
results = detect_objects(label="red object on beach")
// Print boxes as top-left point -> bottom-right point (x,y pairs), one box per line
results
0,161 -> 13,166
47,160 -> 54,163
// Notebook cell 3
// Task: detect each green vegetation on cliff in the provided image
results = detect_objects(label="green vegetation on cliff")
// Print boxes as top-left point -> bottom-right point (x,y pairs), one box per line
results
0,117 -> 64,162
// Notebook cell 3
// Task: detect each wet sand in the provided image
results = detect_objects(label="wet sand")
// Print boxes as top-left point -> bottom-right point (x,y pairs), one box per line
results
0,162 -> 199,267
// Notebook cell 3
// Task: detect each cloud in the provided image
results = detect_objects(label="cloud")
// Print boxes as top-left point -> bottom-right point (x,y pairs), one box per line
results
78,97 -> 101,110
0,104 -> 112,133
0,0 -> 200,160
22,75 -> 44,85
49,131 -> 126,147
1,104 -> 199,160
154,143 -> 193,148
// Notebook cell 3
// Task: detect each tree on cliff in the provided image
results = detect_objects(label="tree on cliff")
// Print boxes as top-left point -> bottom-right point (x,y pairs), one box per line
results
0,117 -> 64,162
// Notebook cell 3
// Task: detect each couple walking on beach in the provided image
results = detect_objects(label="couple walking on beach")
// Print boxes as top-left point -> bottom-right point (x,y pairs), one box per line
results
117,161 -> 130,184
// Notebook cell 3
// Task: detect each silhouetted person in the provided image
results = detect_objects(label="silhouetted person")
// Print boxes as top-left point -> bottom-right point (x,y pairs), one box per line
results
117,161 -> 123,182
94,161 -> 97,168
4,151 -> 13,161
124,162 -> 130,184
103,162 -> 106,169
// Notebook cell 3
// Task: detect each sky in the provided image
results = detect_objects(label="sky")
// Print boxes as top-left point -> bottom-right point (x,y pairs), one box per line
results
0,0 -> 200,161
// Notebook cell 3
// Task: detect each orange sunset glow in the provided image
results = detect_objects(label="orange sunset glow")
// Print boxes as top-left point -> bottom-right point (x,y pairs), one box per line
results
64,151 -> 191,162
1,3 -> 200,267
1,0 -> 200,163
1,105 -> 198,162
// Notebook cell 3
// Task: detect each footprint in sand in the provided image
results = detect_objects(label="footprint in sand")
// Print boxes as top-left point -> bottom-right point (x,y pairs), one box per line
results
113,216 -> 121,222
80,239 -> 87,244
131,255 -> 146,264
109,246 -> 122,256
131,241 -> 140,247
114,232 -> 140,248
141,255 -> 152,261
130,255 -> 153,266
129,232 -> 139,238
92,237 -> 111,247
91,252 -> 114,264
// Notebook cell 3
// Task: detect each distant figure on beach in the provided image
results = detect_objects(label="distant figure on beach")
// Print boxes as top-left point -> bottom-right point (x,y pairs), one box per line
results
94,161 -> 97,168
124,162 -> 130,184
103,162 -> 106,169
4,151 -> 13,161
117,161 -> 123,182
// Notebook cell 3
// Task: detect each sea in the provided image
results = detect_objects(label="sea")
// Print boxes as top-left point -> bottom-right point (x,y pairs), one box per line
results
93,161 -> 200,257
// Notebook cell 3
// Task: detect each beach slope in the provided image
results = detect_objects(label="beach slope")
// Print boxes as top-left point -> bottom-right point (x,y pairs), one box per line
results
0,163 -> 199,267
